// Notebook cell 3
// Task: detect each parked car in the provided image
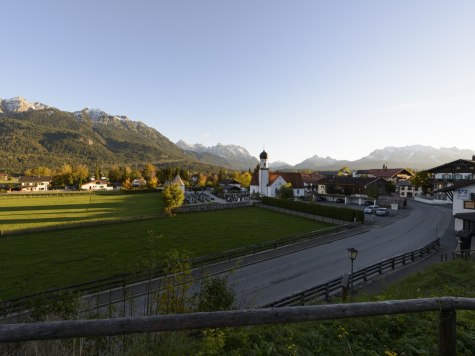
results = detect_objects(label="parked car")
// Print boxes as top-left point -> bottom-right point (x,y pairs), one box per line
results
375,208 -> 389,216
316,196 -> 327,201
364,200 -> 374,206
364,205 -> 379,214
335,198 -> 345,203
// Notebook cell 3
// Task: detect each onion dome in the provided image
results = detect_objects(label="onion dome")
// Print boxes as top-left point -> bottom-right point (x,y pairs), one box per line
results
259,150 -> 268,159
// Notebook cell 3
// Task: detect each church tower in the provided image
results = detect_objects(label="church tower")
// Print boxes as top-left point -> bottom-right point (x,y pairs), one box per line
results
259,150 -> 269,195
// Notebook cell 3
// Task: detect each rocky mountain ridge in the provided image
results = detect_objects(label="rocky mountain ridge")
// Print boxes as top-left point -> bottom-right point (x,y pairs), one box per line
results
176,140 -> 258,171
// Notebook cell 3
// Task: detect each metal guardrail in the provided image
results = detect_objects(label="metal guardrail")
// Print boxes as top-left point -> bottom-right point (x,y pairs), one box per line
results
441,249 -> 475,261
263,238 -> 441,308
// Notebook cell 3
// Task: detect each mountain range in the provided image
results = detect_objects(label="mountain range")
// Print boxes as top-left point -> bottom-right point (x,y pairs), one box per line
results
0,97 -> 474,172
176,140 -> 258,171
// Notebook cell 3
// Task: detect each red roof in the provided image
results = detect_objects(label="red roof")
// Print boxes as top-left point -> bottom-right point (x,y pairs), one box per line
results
250,171 -> 304,188
368,168 -> 412,179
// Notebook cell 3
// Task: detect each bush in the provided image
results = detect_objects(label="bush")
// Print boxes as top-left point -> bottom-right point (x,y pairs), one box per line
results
261,197 -> 363,222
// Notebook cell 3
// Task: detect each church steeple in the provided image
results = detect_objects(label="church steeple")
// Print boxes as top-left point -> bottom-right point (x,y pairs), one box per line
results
259,149 -> 268,169
258,149 -> 269,195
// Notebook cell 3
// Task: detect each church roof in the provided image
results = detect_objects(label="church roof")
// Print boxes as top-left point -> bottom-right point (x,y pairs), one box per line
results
250,171 -> 305,188
259,150 -> 268,159
171,175 -> 185,186
268,172 -> 304,188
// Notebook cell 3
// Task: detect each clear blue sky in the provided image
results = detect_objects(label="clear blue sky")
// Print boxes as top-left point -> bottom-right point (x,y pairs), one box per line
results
2,1 -> 475,165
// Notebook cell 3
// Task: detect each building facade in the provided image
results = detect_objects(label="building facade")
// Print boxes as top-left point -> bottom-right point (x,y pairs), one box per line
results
250,150 -> 305,198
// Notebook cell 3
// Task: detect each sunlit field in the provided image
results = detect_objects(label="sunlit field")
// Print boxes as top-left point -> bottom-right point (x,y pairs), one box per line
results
0,192 -> 163,232
0,206 -> 330,299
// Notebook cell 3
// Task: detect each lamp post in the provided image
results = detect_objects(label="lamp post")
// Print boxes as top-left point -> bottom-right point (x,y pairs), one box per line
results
347,247 -> 358,298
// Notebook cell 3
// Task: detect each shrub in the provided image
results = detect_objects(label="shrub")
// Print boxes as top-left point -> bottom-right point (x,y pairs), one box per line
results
261,197 -> 364,222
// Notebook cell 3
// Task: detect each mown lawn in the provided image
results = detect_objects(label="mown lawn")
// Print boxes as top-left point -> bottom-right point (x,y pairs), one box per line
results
0,207 -> 330,299
0,192 -> 163,231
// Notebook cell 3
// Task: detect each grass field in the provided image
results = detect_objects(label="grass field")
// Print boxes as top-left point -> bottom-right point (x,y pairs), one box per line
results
0,203 -> 330,299
0,192 -> 163,232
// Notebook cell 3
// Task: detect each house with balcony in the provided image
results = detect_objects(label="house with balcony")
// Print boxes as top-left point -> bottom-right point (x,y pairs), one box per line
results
81,179 -> 112,190
18,176 -> 51,191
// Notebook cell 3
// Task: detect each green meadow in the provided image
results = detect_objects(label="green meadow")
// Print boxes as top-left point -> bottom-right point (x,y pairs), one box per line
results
0,192 -> 162,232
0,194 -> 330,299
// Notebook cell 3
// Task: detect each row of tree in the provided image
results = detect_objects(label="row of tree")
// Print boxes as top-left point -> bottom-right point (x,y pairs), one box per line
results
20,164 -> 253,189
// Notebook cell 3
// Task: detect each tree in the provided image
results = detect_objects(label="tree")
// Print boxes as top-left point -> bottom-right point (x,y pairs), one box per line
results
233,171 -> 252,188
385,181 -> 396,195
108,165 -> 121,183
337,166 -> 352,176
278,182 -> 294,199
411,171 -> 432,195
163,183 -> 185,216
121,166 -> 132,183
142,163 -> 156,182
147,176 -> 158,189
73,164 -> 89,187
198,173 -> 207,187
366,184 -> 379,199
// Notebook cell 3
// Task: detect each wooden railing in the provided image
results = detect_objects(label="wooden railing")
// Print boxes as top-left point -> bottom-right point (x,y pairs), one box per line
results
264,238 -> 440,307
0,296 -> 473,355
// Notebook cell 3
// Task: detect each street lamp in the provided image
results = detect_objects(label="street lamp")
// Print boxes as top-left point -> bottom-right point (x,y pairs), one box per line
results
347,248 -> 358,298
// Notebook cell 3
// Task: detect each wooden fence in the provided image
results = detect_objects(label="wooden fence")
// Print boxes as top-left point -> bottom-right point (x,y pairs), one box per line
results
263,238 -> 440,307
0,296 -> 473,355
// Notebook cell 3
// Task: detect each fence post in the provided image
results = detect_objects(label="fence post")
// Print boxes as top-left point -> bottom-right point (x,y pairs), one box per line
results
439,309 -> 456,356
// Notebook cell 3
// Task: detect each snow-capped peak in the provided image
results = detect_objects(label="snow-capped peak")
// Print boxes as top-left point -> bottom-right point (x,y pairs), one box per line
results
0,96 -> 49,113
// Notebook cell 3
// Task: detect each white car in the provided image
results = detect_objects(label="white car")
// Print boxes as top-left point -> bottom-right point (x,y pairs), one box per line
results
364,205 -> 379,214
375,208 -> 389,216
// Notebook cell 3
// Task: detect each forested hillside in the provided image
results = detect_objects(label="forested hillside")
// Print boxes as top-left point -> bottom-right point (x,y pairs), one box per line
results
0,108 -> 194,172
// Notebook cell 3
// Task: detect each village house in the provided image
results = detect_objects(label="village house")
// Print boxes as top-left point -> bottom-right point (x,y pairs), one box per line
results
249,150 -> 305,198
81,179 -> 112,190
425,157 -> 475,201
367,168 -> 413,182
396,180 -> 422,198
300,173 -> 325,192
316,176 -> 387,196
0,172 -> 9,181
132,178 -> 147,188
18,176 -> 51,191
436,180 -> 475,233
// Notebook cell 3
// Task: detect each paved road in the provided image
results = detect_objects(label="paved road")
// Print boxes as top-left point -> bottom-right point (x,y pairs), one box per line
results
223,200 -> 452,308
82,200 -> 453,315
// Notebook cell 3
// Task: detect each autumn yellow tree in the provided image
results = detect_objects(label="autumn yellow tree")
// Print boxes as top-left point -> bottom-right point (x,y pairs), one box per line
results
163,183 -> 185,216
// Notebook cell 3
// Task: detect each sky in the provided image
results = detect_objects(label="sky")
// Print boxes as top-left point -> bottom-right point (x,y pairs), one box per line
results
2,1 -> 475,165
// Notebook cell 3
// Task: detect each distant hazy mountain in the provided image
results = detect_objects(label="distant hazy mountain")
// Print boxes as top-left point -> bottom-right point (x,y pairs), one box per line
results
176,140 -> 258,171
268,161 -> 293,170
292,145 -> 475,170
293,155 -> 346,170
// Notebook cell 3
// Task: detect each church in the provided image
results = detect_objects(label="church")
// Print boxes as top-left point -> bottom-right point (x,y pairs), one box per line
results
249,150 -> 305,198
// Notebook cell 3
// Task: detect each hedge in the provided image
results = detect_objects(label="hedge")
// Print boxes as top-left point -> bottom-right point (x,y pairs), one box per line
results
261,197 -> 364,222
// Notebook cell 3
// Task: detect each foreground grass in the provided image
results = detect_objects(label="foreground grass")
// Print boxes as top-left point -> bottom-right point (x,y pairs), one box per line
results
0,192 -> 163,232
0,207 -> 330,299
5,259 -> 473,355
135,259 -> 475,355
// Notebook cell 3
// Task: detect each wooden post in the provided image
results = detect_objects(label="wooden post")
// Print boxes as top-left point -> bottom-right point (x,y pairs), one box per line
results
439,309 -> 456,356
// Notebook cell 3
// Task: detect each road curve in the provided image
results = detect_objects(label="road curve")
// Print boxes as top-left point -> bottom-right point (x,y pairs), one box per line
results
224,200 -> 453,308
